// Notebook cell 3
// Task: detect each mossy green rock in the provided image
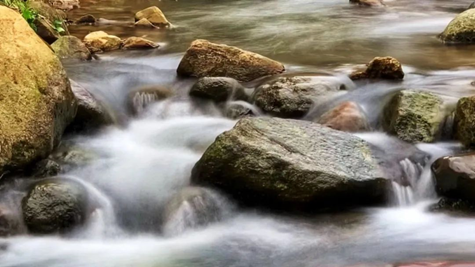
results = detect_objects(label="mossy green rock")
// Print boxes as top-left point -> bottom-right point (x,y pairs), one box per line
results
192,117 -> 390,210
22,179 -> 88,234
454,95 -> 475,147
383,90 -> 444,143
51,36 -> 92,60
0,7 -> 77,173
439,9 -> 475,43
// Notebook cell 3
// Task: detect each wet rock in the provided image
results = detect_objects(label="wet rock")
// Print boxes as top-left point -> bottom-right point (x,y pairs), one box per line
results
432,153 -> 475,202
439,9 -> 475,44
0,7 -> 77,173
122,37 -> 159,50
127,86 -> 174,115
34,16 -> 61,44
31,159 -> 61,178
430,197 -> 475,214
0,205 -> 25,237
190,77 -> 248,103
224,101 -> 256,120
51,36 -> 92,60
382,90 -> 444,143
317,101 -> 370,132
192,117 -> 390,210
177,39 -> 285,82
163,187 -> 230,236
349,0 -> 384,7
83,31 -> 122,53
75,14 -> 96,25
253,76 -> 343,118
134,6 -> 169,27
454,95 -> 475,147
134,18 -> 156,28
68,80 -> 114,132
22,179 -> 88,234
350,57 -> 404,81
50,143 -> 96,172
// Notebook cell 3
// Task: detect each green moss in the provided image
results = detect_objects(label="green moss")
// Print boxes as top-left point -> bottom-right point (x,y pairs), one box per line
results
440,9 -> 475,43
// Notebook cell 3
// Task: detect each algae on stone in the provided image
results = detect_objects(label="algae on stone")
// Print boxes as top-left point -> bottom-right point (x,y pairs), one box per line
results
439,9 -> 475,44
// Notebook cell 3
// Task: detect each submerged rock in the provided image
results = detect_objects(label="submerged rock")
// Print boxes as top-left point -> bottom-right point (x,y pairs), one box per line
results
83,31 -> 122,53
50,143 -> 96,172
134,18 -> 157,28
224,101 -> 256,120
317,101 -> 370,132
253,76 -> 343,118
350,57 -> 404,81
439,9 -> 475,44
192,117 -> 390,210
163,187 -> 230,236
0,205 -> 25,237
430,197 -> 475,214
432,153 -> 475,203
22,179 -> 88,234
177,40 -> 285,82
69,80 -> 114,132
75,14 -> 96,25
0,7 -> 77,173
122,37 -> 159,50
454,95 -> 475,147
51,36 -> 92,60
190,77 -> 248,103
382,90 -> 444,143
135,6 -> 169,27
127,86 -> 174,115
31,159 -> 61,178
349,0 -> 384,7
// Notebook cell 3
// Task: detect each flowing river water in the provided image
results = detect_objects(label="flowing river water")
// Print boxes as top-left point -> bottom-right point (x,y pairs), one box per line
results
2,0 -> 475,266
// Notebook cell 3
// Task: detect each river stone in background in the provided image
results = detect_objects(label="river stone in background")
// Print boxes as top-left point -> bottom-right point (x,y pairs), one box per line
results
122,37 -> 159,50
83,31 -> 122,53
177,40 -> 285,82
454,95 -> 475,147
382,90 -> 444,143
350,57 -> 404,80
134,6 -> 169,27
432,153 -> 475,203
75,14 -> 96,25
190,77 -> 248,103
22,179 -> 88,234
135,18 -> 157,28
439,9 -> 475,44
68,80 -> 114,132
0,7 -> 77,174
349,0 -> 384,7
253,76 -> 343,118
316,101 -> 371,132
192,117 -> 390,210
52,36 -> 92,60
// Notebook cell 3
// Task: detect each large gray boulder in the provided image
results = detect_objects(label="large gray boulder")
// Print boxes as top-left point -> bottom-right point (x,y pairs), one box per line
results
192,117 -> 390,210
22,179 -> 89,234
253,76 -> 344,118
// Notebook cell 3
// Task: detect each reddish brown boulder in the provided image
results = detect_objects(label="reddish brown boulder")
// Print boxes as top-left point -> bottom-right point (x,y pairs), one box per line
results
316,101 -> 370,132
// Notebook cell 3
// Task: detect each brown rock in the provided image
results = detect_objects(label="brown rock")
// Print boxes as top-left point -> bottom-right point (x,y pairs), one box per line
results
49,0 -> 80,10
122,37 -> 159,50
432,153 -> 475,202
83,31 -> 122,53
350,56 -> 404,81
134,6 -> 169,27
0,7 -> 77,173
75,14 -> 96,25
34,16 -> 61,44
349,0 -> 384,7
177,40 -> 285,82
317,101 -> 370,132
